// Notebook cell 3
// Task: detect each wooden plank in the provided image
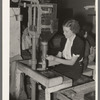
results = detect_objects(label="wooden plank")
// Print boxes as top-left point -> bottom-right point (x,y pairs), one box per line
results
15,68 -> 22,99
10,61 -> 17,95
72,81 -> 95,93
19,60 -> 32,66
57,92 -> 70,100
60,81 -> 95,93
17,62 -> 63,88
10,54 -> 22,62
18,59 -> 36,100
48,77 -> 63,87
10,61 -> 27,100
83,68 -> 93,76
39,70 -> 62,78
40,4 -> 53,8
57,81 -> 95,100
47,77 -> 72,93
45,89 -> 51,100
31,80 -> 36,100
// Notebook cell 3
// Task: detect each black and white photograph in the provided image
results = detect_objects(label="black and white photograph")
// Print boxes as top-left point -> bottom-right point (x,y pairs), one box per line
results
3,0 -> 97,100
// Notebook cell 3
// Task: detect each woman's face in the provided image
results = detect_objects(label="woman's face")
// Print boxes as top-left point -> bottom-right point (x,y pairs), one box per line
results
63,26 -> 74,38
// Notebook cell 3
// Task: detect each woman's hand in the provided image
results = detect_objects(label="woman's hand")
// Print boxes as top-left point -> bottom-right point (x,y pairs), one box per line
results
56,51 -> 62,58
46,55 -> 55,61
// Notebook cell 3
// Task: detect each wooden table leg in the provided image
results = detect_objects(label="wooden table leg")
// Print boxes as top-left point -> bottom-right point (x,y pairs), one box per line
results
15,62 -> 27,100
10,61 -> 16,96
45,88 -> 51,100
15,68 -> 22,99
31,79 -> 36,100
10,61 -> 22,99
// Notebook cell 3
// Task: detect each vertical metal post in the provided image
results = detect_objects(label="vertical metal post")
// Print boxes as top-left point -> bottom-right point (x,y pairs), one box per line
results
28,7 -> 32,27
31,3 -> 37,100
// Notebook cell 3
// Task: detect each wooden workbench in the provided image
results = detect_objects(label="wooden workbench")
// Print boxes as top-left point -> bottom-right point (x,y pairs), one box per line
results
13,60 -> 95,100
14,60 -> 72,100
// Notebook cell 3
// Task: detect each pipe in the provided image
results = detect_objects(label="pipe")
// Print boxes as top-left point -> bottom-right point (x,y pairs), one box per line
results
41,41 -> 48,70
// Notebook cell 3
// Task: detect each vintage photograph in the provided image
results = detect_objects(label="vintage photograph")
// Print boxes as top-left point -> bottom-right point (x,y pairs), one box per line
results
9,0 -> 96,100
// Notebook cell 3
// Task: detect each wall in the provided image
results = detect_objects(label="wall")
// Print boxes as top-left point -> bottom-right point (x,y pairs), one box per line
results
60,0 -> 95,24
10,8 -> 21,57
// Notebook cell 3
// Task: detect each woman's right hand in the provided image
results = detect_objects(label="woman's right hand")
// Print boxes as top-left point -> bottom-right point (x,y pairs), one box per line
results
46,55 -> 55,61
56,51 -> 62,57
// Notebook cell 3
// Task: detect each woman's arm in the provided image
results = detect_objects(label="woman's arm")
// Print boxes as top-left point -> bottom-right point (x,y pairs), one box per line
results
46,54 -> 79,66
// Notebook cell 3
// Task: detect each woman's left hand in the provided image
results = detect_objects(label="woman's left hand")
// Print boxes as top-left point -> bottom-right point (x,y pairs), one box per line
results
46,55 -> 55,61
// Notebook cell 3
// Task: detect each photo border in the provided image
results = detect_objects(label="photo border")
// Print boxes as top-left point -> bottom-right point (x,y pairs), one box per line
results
98,0 -> 99,100
0,0 -> 2,99
2,0 -> 99,100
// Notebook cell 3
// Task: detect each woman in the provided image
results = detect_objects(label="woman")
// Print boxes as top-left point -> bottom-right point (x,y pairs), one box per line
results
46,19 -> 85,81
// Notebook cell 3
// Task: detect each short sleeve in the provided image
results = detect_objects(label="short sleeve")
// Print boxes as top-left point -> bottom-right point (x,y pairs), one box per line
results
72,37 -> 85,59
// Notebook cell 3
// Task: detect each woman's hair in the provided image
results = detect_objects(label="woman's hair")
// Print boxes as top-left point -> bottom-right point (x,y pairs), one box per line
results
62,19 -> 80,34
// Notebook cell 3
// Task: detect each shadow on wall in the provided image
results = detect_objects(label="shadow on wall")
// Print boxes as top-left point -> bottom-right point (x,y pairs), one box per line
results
74,13 -> 87,27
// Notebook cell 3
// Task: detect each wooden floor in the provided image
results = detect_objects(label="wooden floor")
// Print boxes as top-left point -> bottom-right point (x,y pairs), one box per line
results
10,90 -> 95,100
10,89 -> 56,100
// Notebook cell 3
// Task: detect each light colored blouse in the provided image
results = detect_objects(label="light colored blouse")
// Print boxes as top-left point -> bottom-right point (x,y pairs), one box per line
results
62,34 -> 77,59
